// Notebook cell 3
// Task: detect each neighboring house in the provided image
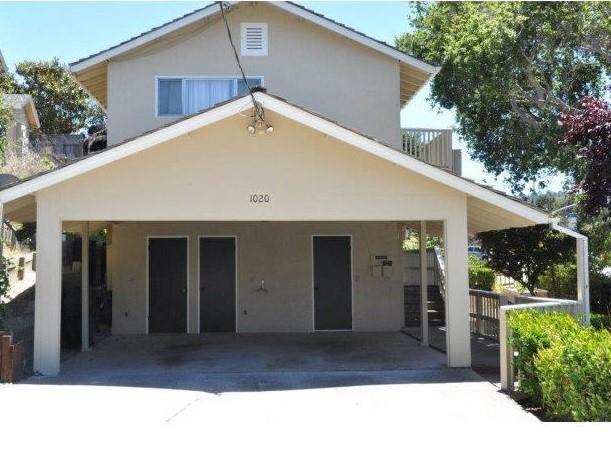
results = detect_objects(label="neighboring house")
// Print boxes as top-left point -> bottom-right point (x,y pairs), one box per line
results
32,134 -> 84,159
1,94 -> 40,152
0,2 -> 589,376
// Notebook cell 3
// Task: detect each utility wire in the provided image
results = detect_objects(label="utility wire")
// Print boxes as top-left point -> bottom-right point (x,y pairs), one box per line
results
218,1 -> 266,124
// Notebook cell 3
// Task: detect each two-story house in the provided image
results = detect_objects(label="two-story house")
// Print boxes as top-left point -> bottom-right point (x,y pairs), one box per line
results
0,2 -> 587,377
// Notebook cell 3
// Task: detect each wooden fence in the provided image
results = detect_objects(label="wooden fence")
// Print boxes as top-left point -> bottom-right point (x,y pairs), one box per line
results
469,289 -> 508,341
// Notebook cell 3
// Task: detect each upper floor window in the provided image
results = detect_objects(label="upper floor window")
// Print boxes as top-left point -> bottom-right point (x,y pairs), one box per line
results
157,77 -> 263,116
240,23 -> 268,56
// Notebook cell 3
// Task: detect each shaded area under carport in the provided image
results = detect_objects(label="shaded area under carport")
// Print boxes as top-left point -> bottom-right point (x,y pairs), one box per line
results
24,332 -> 455,392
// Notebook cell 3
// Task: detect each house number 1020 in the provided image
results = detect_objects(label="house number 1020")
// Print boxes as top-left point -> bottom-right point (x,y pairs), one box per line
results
250,193 -> 271,203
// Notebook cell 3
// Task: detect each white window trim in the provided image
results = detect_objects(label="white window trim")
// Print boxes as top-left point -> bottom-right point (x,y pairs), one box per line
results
240,22 -> 268,57
155,75 -> 265,117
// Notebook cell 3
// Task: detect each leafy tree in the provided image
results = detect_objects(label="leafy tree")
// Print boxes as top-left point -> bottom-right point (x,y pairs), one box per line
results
560,94 -> 611,215
0,95 -> 13,160
0,58 -> 105,135
396,2 -> 610,191
477,225 -> 574,295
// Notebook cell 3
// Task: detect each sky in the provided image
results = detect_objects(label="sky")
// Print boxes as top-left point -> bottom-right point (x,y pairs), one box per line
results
0,1 -> 565,193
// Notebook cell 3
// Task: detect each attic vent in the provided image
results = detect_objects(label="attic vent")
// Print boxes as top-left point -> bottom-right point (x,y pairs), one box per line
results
240,23 -> 268,56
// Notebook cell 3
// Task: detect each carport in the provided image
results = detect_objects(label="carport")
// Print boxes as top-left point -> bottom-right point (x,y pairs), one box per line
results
48,332 -> 446,389
0,92 -> 562,376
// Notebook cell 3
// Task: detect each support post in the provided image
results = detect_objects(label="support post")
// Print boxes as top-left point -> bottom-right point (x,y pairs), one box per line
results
499,307 -> 514,391
33,202 -> 62,376
419,221 -> 429,346
576,236 -> 590,324
81,222 -> 90,351
443,210 -> 471,367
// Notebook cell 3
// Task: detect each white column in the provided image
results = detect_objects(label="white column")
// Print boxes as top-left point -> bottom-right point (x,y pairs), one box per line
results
33,201 -> 62,376
443,210 -> 471,367
576,236 -> 590,324
81,222 -> 90,351
419,221 -> 429,346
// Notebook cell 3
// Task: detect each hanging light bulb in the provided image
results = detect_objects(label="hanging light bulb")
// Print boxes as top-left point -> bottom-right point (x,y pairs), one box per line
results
266,125 -> 274,134
247,124 -> 256,134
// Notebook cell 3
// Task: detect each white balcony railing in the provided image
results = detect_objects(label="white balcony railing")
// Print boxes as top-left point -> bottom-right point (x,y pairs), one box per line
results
401,128 -> 461,175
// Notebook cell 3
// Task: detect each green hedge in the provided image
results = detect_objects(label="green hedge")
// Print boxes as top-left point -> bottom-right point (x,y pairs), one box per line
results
508,310 -> 611,421
538,264 -> 611,315
468,256 -> 495,290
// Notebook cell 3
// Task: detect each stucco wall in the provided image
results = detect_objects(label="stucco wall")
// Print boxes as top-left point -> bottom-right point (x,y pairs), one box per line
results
38,110 -> 466,222
106,2 -> 400,147
110,221 -> 403,334
31,104 -> 473,374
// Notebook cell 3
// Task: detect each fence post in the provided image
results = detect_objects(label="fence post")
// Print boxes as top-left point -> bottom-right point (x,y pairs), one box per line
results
499,307 -> 514,392
475,292 -> 482,335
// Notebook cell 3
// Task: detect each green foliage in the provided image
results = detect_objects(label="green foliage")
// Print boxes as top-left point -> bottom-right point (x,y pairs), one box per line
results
468,256 -> 495,290
508,310 -> 580,402
579,209 -> 611,273
0,95 -> 13,161
402,229 -> 442,251
591,313 -> 611,331
508,310 -> 611,421
478,225 -> 574,295
3,58 -> 105,135
534,325 -> 611,421
539,263 -> 577,299
396,2 -> 610,191
0,256 -> 10,329
590,273 -> 611,316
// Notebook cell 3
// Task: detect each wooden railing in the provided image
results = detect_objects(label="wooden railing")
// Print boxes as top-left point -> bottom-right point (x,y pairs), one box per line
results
433,246 -> 446,300
469,290 -> 508,341
499,297 -> 580,392
401,128 -> 460,174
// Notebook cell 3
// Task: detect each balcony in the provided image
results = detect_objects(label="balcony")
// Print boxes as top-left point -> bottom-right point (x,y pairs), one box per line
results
401,128 -> 462,175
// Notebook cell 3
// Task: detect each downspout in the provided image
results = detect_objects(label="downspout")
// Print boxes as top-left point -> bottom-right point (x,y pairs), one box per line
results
551,221 -> 590,324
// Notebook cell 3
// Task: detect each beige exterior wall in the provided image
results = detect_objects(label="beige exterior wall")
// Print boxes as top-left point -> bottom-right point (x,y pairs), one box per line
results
111,221 -> 403,334
106,2 -> 400,147
32,109 -> 471,374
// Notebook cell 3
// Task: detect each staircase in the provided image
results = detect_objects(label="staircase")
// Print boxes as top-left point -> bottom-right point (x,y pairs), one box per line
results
404,284 -> 445,327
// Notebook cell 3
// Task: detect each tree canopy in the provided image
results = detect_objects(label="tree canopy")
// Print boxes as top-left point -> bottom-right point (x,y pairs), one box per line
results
396,1 -> 610,191
560,94 -> 611,215
0,58 -> 105,135
478,225 -> 574,295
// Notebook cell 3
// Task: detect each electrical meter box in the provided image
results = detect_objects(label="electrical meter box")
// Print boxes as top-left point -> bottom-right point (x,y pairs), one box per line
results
371,255 -> 393,279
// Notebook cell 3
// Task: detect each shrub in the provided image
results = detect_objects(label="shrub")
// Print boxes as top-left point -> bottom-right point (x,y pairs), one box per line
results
508,310 -> 611,421
535,327 -> 611,421
538,263 -> 577,299
468,256 -> 495,291
591,313 -> 611,331
508,310 -> 580,402
590,273 -> 611,316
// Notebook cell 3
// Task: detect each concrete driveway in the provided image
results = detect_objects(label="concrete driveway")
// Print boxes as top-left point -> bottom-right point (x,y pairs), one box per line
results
0,333 -> 537,447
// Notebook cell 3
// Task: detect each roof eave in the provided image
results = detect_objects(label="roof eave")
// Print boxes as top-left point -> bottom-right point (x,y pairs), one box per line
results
0,92 -> 548,229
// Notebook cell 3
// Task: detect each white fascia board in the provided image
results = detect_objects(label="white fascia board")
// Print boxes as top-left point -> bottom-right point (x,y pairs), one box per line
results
0,91 -> 548,227
551,222 -> 587,240
70,1 -> 438,76
255,93 -> 549,225
69,3 -> 224,73
271,2 -> 439,74
0,96 -> 253,203
25,97 -> 41,129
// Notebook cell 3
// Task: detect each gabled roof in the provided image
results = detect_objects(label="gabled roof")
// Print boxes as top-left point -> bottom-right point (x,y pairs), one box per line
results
69,1 -> 438,109
2,94 -> 41,129
0,91 -> 549,231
